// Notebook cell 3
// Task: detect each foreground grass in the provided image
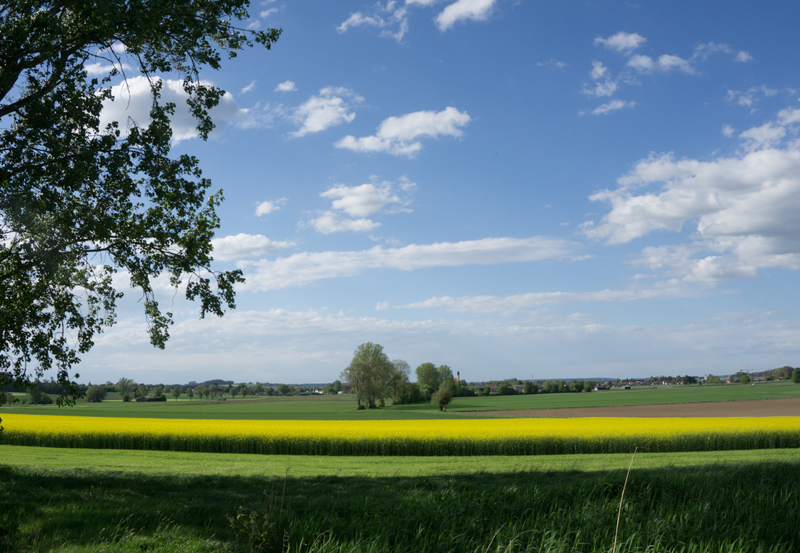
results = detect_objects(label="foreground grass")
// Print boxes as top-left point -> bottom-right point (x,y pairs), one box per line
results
2,446 -> 799,552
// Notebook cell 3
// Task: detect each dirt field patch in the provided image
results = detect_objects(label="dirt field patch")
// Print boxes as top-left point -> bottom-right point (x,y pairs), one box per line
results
476,397 -> 800,418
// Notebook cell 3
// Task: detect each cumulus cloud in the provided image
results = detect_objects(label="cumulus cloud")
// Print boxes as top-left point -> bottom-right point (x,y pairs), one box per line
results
337,0 -> 500,42
321,183 -> 403,217
582,61 -> 618,98
307,179 -> 414,234
594,32 -> 646,53
290,87 -> 362,138
98,76 -> 271,142
275,80 -> 297,93
255,198 -> 287,217
435,0 -> 498,31
309,213 -> 382,234
211,234 -> 293,261
335,106 -> 471,156
237,236 -> 580,291
735,51 -> 754,62
240,80 -> 257,94
582,108 -> 800,282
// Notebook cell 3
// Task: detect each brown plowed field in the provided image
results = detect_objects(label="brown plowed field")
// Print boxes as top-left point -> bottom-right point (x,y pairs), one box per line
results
476,397 -> 800,418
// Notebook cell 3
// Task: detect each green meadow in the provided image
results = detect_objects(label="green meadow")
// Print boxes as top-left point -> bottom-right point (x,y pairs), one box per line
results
4,381 -> 799,420
1,446 -> 798,552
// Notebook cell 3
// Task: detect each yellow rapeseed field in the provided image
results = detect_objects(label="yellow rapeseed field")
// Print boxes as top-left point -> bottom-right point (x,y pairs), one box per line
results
2,414 -> 799,455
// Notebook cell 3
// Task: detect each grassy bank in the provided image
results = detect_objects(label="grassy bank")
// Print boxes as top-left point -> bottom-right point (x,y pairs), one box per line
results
1,447 -> 798,552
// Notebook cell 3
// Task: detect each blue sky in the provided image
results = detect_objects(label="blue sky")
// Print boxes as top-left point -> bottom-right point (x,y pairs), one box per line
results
82,0 -> 800,384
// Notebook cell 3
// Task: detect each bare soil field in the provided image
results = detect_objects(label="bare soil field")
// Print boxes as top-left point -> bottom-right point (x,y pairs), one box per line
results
479,397 -> 800,418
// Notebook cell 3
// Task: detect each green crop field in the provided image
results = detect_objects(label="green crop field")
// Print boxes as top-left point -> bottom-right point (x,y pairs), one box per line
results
1,446 -> 799,552
4,381 -> 799,420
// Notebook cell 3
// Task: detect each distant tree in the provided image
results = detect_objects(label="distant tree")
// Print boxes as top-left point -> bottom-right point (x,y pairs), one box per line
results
772,366 -> 794,380
85,385 -> 107,403
706,375 -> 721,385
522,381 -> 536,394
682,375 -> 698,385
209,384 -> 219,399
393,382 -> 424,404
415,363 -> 439,399
792,368 -> 800,383
255,383 -> 264,395
415,363 -> 454,400
172,387 -> 181,401
583,381 -> 595,392
431,381 -> 453,411
387,359 -> 411,404
277,384 -> 290,396
28,387 -> 53,404
740,374 -> 751,385
116,377 -> 137,396
341,342 -> 394,409
187,388 -> 195,401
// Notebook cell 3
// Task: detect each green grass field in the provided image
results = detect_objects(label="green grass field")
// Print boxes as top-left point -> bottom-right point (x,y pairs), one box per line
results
4,381 -> 799,420
1,446 -> 798,552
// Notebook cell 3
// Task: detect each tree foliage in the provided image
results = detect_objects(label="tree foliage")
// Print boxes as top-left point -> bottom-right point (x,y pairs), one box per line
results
341,342 -> 403,409
415,362 -> 454,400
0,0 -> 281,403
431,380 -> 452,411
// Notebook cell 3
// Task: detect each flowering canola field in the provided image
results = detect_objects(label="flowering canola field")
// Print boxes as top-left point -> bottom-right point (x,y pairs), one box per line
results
2,414 -> 799,456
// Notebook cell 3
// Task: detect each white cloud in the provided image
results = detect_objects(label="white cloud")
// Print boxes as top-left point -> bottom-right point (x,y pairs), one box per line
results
81,304 -> 800,384
721,124 -> 735,137
391,281 -> 701,316
260,8 -> 278,17
691,41 -> 733,61
321,183 -> 403,217
337,2 -> 410,42
255,198 -> 286,217
655,54 -> 695,74
335,106 -> 471,156
582,61 -> 618,97
435,0 -> 498,32
594,32 -> 646,54
290,87 -> 362,138
735,51 -> 754,63
211,234 -> 293,261
584,99 -> 636,116
307,179 -> 414,234
725,86 -> 787,111
739,122 -> 786,151
275,80 -> 297,93
238,236 -> 579,291
85,61 -> 134,76
627,54 -> 655,72
583,109 -> 800,281
241,80 -> 257,94
309,213 -> 382,235
98,76 -> 268,142
537,59 -> 568,71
